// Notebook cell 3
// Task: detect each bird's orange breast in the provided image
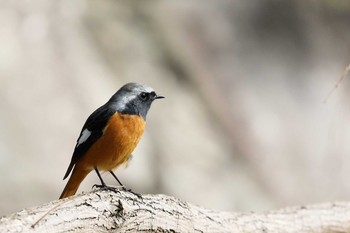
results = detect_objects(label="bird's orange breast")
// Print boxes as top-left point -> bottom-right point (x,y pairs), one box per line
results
78,113 -> 146,171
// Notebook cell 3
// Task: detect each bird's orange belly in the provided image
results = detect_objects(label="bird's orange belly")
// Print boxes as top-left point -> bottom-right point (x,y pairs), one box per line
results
79,113 -> 146,171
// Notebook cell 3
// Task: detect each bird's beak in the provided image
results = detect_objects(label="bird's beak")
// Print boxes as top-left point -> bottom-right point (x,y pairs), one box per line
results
154,95 -> 165,100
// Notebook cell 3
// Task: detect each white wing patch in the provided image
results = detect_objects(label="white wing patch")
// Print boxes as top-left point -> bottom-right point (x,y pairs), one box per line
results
76,129 -> 91,147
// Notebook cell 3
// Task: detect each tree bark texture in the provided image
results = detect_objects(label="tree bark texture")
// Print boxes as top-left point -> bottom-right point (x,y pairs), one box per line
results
1,189 -> 350,233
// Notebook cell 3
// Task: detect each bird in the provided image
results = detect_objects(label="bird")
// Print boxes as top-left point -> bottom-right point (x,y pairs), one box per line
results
59,82 -> 164,199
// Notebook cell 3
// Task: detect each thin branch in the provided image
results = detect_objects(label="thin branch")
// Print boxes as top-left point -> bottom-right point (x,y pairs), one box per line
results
324,63 -> 350,103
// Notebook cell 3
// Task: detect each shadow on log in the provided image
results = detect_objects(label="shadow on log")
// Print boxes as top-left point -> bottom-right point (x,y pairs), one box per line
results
1,188 -> 350,232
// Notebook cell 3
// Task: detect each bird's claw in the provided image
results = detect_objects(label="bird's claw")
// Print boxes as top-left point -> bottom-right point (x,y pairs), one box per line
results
122,187 -> 143,199
92,184 -> 120,193
92,184 -> 142,199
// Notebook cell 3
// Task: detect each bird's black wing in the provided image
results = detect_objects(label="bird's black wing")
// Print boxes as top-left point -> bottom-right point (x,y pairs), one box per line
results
63,104 -> 115,180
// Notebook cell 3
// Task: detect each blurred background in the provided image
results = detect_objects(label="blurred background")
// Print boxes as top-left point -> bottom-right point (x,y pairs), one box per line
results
1,0 -> 350,215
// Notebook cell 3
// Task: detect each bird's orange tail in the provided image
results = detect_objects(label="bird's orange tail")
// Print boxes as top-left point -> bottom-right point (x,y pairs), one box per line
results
59,168 -> 91,199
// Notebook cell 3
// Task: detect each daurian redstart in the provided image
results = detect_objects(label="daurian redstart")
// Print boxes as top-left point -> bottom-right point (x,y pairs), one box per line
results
59,83 -> 164,199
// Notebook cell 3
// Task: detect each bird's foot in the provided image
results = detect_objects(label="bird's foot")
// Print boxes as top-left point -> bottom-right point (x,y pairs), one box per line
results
92,184 -> 142,199
92,184 -> 121,194
121,187 -> 143,199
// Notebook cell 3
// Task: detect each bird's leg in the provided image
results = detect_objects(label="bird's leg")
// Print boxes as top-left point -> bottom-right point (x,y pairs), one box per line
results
109,171 -> 123,186
92,168 -> 121,194
109,170 -> 142,199
94,167 -> 106,187
92,168 -> 113,190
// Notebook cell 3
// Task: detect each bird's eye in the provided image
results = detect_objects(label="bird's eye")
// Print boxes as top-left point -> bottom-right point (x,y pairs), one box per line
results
140,92 -> 149,100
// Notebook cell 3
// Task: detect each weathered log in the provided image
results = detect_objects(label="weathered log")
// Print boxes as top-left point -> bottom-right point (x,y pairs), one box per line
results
1,188 -> 350,232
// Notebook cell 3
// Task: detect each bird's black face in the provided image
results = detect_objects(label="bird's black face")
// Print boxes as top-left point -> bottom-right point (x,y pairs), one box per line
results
139,91 -> 164,102
109,83 -> 164,119
133,90 -> 164,119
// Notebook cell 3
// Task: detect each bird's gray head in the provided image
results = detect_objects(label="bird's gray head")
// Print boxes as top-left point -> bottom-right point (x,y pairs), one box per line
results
108,82 -> 164,119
